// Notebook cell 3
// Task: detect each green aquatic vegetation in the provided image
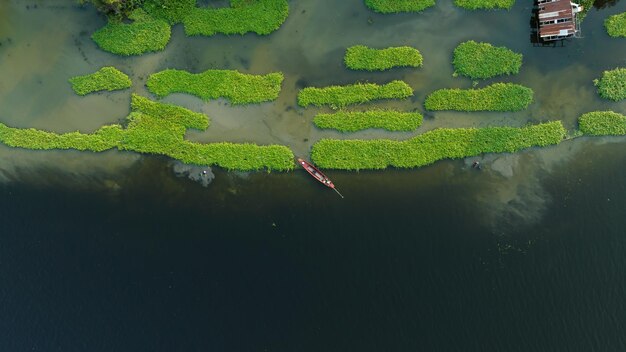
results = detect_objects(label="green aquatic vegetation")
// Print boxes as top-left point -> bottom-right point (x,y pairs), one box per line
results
424,83 -> 533,111
594,68 -> 626,101
344,45 -> 423,71
453,41 -> 522,80
68,66 -> 132,96
364,0 -> 435,13
143,0 -> 288,36
298,80 -> 413,109
130,94 -> 209,130
313,110 -> 423,132
578,111 -> 626,136
146,69 -> 284,104
0,123 -> 124,152
311,121 -> 565,170
0,95 -> 293,171
91,9 -> 171,56
605,13 -> 626,37
454,0 -> 515,10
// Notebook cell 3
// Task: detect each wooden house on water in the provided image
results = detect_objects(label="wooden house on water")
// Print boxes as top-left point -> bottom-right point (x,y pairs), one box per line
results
536,0 -> 583,41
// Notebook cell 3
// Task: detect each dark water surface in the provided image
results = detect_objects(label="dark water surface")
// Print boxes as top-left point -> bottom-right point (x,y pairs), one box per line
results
1,0 -> 626,350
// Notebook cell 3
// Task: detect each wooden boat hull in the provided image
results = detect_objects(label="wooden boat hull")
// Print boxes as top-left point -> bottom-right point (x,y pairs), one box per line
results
297,158 -> 335,189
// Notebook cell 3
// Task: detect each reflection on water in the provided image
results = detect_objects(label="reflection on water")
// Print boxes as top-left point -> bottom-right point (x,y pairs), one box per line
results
0,0 -> 625,221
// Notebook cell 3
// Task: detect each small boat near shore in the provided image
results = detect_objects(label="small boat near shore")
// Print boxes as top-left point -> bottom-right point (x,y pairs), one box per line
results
297,158 -> 344,198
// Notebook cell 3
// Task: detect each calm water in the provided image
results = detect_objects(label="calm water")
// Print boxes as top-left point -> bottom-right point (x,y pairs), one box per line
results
1,0 -> 626,350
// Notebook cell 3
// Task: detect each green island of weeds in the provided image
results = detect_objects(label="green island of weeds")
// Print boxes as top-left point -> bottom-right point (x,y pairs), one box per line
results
594,68 -> 626,101
453,41 -> 522,80
314,110 -> 423,132
143,0 -> 288,36
454,0 -> 515,10
364,0 -> 435,13
92,9 -> 171,56
311,121 -> 565,170
345,45 -> 423,71
69,66 -> 132,96
298,80 -> 413,109
605,12 -> 626,37
424,83 -> 533,111
578,111 -> 626,136
0,94 -> 293,171
146,69 -> 284,104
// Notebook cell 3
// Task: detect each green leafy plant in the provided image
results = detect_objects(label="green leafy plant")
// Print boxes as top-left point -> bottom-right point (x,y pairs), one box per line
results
91,9 -> 171,56
143,0 -> 288,36
0,95 -> 293,171
311,121 -> 565,170
298,80 -> 413,109
578,111 -> 626,136
594,68 -> 626,101
314,110 -> 423,132
605,12 -> 626,37
364,0 -> 435,13
454,0 -> 515,10
92,1 -> 288,55
453,41 -> 522,79
424,83 -> 533,111
69,66 -> 132,95
344,45 -> 423,71
146,69 -> 284,104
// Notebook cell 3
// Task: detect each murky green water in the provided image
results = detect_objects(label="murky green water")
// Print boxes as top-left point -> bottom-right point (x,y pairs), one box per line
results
1,1 -> 625,350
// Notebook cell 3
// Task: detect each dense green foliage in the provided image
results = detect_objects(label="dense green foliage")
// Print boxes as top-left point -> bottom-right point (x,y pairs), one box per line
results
424,83 -> 533,111
91,9 -> 171,56
313,110 -> 423,132
578,111 -> 626,136
454,0 -> 515,10
143,0 -> 288,36
344,45 -> 423,71
578,0 -> 594,21
364,0 -> 435,13
594,68 -> 626,101
311,121 -> 565,170
0,123 -> 125,152
68,66 -> 132,96
605,12 -> 626,37
0,95 -> 293,171
298,81 -> 413,109
80,0 -> 143,18
452,41 -> 522,79
91,1 -> 288,55
146,69 -> 284,104
131,94 -> 209,130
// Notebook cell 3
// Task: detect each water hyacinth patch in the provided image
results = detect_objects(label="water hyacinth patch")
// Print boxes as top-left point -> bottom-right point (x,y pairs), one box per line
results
364,0 -> 436,13
578,111 -> 626,136
453,41 -> 522,80
69,66 -> 132,96
143,0 -> 288,36
311,121 -> 565,170
298,81 -> 414,109
0,95 -> 294,171
594,68 -> 626,101
92,9 -> 171,56
424,83 -> 533,111
345,45 -> 423,71
604,12 -> 626,37
314,110 -> 423,132
146,69 -> 284,104
130,94 -> 209,130
454,0 -> 515,10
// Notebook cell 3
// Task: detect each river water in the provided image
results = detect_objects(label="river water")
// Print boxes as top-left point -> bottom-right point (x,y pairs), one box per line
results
1,0 -> 625,350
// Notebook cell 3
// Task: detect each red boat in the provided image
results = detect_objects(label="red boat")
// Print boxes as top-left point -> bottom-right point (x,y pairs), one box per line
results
297,158 -> 344,198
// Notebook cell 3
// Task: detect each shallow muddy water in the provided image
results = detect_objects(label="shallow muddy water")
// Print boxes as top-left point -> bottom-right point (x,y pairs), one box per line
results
1,1 -> 625,350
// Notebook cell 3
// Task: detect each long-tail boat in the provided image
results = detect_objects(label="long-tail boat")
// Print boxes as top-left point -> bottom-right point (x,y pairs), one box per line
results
297,158 -> 344,198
